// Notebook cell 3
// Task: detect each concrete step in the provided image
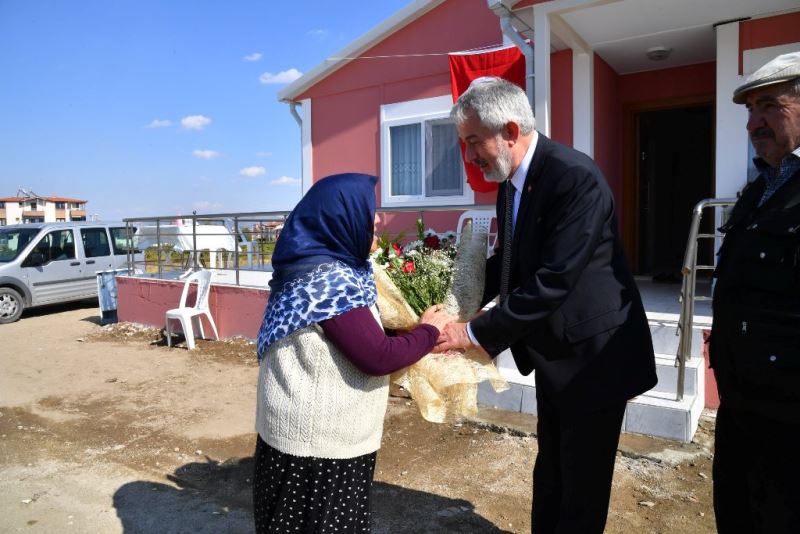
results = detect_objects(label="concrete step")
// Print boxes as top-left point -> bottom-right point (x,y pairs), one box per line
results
647,312 -> 710,359
480,346 -> 706,442
477,380 -> 703,442
651,353 -> 704,397
625,390 -> 704,443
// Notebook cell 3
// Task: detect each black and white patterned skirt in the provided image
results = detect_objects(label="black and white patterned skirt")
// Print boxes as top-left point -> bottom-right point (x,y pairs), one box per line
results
253,436 -> 377,533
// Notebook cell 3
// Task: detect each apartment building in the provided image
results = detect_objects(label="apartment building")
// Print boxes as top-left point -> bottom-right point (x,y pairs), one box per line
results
0,192 -> 88,225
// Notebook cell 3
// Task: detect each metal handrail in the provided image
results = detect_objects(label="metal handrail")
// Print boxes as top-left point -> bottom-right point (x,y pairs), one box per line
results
122,205 -> 496,284
123,211 -> 290,281
675,197 -> 737,400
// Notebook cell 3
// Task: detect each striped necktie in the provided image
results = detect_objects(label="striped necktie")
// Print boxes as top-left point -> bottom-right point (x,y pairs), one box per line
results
499,180 -> 515,304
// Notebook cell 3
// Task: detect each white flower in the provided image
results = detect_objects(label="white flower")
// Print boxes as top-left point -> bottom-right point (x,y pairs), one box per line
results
425,228 -> 437,237
403,240 -> 423,253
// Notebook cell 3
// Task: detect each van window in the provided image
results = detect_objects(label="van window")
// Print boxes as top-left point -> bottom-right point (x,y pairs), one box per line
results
110,227 -> 140,255
81,228 -> 111,258
0,228 -> 40,262
30,230 -> 76,263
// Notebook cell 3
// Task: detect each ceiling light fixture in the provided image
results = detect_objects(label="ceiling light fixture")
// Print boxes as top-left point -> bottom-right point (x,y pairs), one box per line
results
646,46 -> 672,61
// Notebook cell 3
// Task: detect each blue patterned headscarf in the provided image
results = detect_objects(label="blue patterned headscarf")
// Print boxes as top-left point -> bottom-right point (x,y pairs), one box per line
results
256,173 -> 378,360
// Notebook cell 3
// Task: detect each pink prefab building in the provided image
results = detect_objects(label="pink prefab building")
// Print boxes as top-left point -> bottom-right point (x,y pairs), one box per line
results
278,0 -> 799,265
270,0 -> 799,441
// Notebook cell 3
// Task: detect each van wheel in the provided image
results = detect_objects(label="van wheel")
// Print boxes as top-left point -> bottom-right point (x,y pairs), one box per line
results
0,287 -> 24,324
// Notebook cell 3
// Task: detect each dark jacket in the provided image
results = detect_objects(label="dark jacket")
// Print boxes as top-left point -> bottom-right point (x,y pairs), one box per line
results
711,167 -> 800,422
470,135 -> 657,411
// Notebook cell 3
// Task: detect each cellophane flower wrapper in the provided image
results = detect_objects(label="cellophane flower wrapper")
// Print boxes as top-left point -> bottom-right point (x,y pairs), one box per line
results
373,222 -> 509,423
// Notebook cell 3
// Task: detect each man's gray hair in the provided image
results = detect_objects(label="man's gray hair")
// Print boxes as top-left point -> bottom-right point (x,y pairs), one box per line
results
450,76 -> 535,135
791,77 -> 800,99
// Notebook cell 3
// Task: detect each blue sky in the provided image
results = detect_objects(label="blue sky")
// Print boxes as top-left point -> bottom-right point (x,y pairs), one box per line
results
0,0 -> 411,220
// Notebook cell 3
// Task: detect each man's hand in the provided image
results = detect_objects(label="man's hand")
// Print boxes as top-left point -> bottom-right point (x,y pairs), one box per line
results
433,321 -> 474,353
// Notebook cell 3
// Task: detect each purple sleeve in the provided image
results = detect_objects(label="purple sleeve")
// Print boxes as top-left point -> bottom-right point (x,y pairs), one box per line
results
320,306 -> 439,376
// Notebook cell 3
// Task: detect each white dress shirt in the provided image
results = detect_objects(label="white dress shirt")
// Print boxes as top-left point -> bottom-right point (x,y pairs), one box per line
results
465,132 -> 538,347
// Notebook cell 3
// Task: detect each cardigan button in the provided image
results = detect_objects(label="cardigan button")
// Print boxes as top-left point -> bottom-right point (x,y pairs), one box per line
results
759,252 -> 766,259
770,355 -> 777,362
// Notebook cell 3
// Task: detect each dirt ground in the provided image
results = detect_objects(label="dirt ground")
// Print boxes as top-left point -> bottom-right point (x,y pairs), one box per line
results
0,300 -> 718,533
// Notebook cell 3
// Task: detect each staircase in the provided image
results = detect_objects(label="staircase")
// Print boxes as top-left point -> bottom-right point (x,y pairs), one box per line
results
476,278 -> 712,442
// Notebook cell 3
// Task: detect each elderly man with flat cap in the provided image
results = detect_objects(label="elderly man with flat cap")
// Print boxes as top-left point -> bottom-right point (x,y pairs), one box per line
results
710,51 -> 800,533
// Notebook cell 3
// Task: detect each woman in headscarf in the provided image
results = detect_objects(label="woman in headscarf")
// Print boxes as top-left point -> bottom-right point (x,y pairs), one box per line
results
253,173 -> 452,533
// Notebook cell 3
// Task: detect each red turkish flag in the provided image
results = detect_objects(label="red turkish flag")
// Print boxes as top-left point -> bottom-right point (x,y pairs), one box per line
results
449,46 -> 526,193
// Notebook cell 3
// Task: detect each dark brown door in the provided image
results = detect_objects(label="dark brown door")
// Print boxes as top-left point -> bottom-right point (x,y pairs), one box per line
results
636,105 -> 713,278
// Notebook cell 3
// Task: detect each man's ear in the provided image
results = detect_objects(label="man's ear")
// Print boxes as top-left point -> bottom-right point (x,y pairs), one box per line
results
503,121 -> 521,145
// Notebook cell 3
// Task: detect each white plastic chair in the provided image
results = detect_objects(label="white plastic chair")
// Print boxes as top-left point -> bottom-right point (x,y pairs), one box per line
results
456,209 -> 497,256
165,269 -> 219,350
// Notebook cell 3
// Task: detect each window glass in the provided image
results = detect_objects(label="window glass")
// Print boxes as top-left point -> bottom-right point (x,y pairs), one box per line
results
380,95 -> 473,207
81,228 -> 111,257
0,228 -> 39,262
110,227 -> 140,255
31,230 -> 76,263
390,124 -> 422,196
425,118 -> 463,197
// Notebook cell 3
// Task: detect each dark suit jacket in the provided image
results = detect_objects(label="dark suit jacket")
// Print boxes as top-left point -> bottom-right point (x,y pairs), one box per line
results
470,134 -> 657,410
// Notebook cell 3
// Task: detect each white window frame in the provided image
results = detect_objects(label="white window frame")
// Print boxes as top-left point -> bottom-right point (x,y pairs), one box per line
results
380,95 -> 473,208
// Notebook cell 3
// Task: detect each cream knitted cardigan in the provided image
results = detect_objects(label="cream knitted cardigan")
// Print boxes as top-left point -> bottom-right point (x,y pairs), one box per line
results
255,306 -> 389,459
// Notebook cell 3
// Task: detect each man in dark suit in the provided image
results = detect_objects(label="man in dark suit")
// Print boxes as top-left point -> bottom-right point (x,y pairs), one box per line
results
435,77 -> 657,533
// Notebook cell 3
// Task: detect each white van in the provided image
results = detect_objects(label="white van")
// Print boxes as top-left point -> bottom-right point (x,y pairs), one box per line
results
0,222 -> 141,323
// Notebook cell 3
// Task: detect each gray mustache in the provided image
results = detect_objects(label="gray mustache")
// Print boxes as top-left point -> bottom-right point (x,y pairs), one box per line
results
751,127 -> 774,140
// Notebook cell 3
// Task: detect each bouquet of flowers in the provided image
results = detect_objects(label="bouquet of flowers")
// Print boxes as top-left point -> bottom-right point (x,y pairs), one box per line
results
372,219 -> 456,322
372,219 -> 508,423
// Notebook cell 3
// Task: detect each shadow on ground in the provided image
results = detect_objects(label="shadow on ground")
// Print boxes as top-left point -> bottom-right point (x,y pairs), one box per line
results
18,298 -> 98,321
113,456 -> 510,533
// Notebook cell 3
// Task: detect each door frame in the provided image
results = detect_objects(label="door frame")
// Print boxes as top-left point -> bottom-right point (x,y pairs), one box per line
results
621,95 -> 715,272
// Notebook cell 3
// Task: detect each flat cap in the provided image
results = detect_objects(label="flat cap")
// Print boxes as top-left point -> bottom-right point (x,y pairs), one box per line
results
733,51 -> 800,104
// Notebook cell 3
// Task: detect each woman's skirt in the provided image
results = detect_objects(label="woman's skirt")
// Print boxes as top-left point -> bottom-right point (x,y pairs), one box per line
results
253,435 -> 377,533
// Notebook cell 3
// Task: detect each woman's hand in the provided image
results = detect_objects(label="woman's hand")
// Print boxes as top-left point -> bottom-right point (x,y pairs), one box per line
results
419,304 -> 455,333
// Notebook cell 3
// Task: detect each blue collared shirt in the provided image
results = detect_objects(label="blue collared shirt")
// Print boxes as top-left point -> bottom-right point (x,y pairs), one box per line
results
754,146 -> 800,206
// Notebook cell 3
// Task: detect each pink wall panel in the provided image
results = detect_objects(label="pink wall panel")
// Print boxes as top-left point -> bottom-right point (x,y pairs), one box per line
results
117,276 -> 269,340
739,12 -> 800,75
381,74 -> 453,107
550,49 -> 573,147
304,0 -> 503,237
740,12 -> 800,52
618,62 -> 715,104
303,0 -> 501,187
299,0 -> 501,101
593,54 -> 622,214
512,0 -> 551,7
311,87 -> 383,179
377,211 -> 488,243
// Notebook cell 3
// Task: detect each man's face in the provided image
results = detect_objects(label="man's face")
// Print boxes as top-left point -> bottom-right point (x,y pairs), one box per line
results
456,109 -> 515,183
745,82 -> 800,168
